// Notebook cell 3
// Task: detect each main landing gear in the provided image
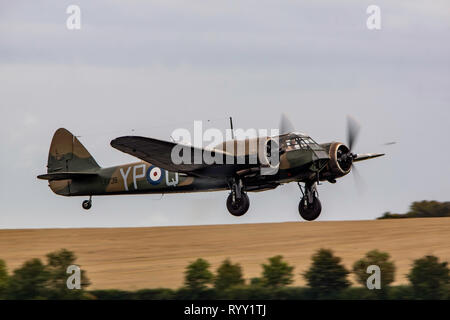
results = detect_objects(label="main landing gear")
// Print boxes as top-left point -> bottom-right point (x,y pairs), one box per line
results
298,181 -> 322,221
226,178 -> 250,217
82,196 -> 92,210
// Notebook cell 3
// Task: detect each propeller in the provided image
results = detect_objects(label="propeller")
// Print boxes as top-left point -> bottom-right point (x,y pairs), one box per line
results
343,116 -> 386,191
343,116 -> 364,189
347,116 -> 361,152
350,158 -> 366,192
279,113 -> 296,135
345,116 -> 385,162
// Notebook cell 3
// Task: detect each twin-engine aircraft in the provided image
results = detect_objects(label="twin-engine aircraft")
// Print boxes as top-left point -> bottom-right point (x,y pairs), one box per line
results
37,116 -> 384,221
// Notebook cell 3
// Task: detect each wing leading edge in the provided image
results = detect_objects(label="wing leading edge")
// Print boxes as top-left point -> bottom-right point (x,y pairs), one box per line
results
111,136 -> 229,173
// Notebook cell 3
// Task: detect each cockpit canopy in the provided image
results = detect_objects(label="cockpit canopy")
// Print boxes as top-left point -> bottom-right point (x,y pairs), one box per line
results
281,132 -> 323,151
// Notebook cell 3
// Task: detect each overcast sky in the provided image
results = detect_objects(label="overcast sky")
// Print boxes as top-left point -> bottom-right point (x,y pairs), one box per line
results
1,1 -> 449,228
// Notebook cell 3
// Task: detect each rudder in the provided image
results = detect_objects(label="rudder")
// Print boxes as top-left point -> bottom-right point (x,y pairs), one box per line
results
42,128 -> 100,196
47,128 -> 100,173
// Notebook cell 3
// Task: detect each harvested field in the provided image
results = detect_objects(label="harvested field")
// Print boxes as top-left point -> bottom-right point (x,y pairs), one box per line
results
0,218 -> 449,290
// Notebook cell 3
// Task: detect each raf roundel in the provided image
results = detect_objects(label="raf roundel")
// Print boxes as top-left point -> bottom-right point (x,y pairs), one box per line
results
146,165 -> 164,185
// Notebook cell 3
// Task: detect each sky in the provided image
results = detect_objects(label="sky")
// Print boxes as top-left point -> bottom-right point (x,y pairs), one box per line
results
0,1 -> 449,229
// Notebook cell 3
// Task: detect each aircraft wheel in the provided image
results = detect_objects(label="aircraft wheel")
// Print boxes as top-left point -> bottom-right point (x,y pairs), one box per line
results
227,193 -> 250,217
298,196 -> 321,221
82,200 -> 92,210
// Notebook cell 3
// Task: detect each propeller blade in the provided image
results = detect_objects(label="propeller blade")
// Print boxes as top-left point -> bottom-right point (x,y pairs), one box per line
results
280,113 -> 296,135
347,116 -> 361,151
351,164 -> 366,194
353,153 -> 385,163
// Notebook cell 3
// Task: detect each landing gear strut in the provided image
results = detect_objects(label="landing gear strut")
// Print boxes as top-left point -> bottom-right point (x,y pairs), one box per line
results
82,196 -> 92,210
226,178 -> 250,217
298,182 -> 322,221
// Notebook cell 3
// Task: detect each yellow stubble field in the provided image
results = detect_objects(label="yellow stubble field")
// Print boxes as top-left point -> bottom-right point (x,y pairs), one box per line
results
0,218 -> 449,290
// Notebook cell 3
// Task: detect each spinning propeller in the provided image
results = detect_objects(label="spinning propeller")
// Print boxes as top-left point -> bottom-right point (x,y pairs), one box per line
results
279,113 -> 296,136
340,116 -> 385,189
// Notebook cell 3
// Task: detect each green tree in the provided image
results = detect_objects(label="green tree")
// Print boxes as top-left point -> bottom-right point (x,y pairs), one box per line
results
378,212 -> 404,219
408,255 -> 449,300
250,277 -> 263,286
7,258 -> 50,299
214,258 -> 245,290
353,250 -> 396,291
261,255 -> 294,288
408,201 -> 450,218
0,259 -> 10,298
184,258 -> 214,291
378,201 -> 450,219
45,249 -> 90,299
303,249 -> 350,298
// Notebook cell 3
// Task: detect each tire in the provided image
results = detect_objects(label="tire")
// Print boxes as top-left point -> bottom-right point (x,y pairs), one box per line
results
82,200 -> 92,210
226,193 -> 250,217
298,196 -> 321,221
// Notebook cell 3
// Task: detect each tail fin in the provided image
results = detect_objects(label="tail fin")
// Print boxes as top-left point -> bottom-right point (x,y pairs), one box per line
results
46,128 -> 100,173
37,128 -> 100,195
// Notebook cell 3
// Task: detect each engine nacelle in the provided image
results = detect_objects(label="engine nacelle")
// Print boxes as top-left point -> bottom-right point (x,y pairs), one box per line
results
214,136 -> 280,170
258,137 -> 280,169
320,142 -> 352,181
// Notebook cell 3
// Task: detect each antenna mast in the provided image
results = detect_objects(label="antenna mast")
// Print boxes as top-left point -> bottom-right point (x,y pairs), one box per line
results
229,116 -> 235,140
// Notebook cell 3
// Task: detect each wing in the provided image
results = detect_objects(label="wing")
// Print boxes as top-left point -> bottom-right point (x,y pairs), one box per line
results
110,136 -> 234,174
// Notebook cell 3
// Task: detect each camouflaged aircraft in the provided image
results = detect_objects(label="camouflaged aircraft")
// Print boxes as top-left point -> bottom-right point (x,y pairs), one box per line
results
37,116 -> 384,221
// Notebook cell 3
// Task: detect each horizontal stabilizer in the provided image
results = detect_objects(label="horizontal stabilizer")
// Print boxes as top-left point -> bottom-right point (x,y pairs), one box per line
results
37,172 -> 98,181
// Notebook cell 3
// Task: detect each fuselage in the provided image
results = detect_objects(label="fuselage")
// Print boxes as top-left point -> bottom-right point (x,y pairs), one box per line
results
40,123 -> 383,219
50,133 -> 338,197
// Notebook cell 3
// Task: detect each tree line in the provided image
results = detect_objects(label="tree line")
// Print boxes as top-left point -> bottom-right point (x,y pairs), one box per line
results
0,248 -> 448,300
378,200 -> 450,219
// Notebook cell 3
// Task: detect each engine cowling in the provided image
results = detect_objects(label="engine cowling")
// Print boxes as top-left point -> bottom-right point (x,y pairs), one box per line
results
321,142 -> 353,180
214,136 -> 280,170
258,137 -> 280,169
